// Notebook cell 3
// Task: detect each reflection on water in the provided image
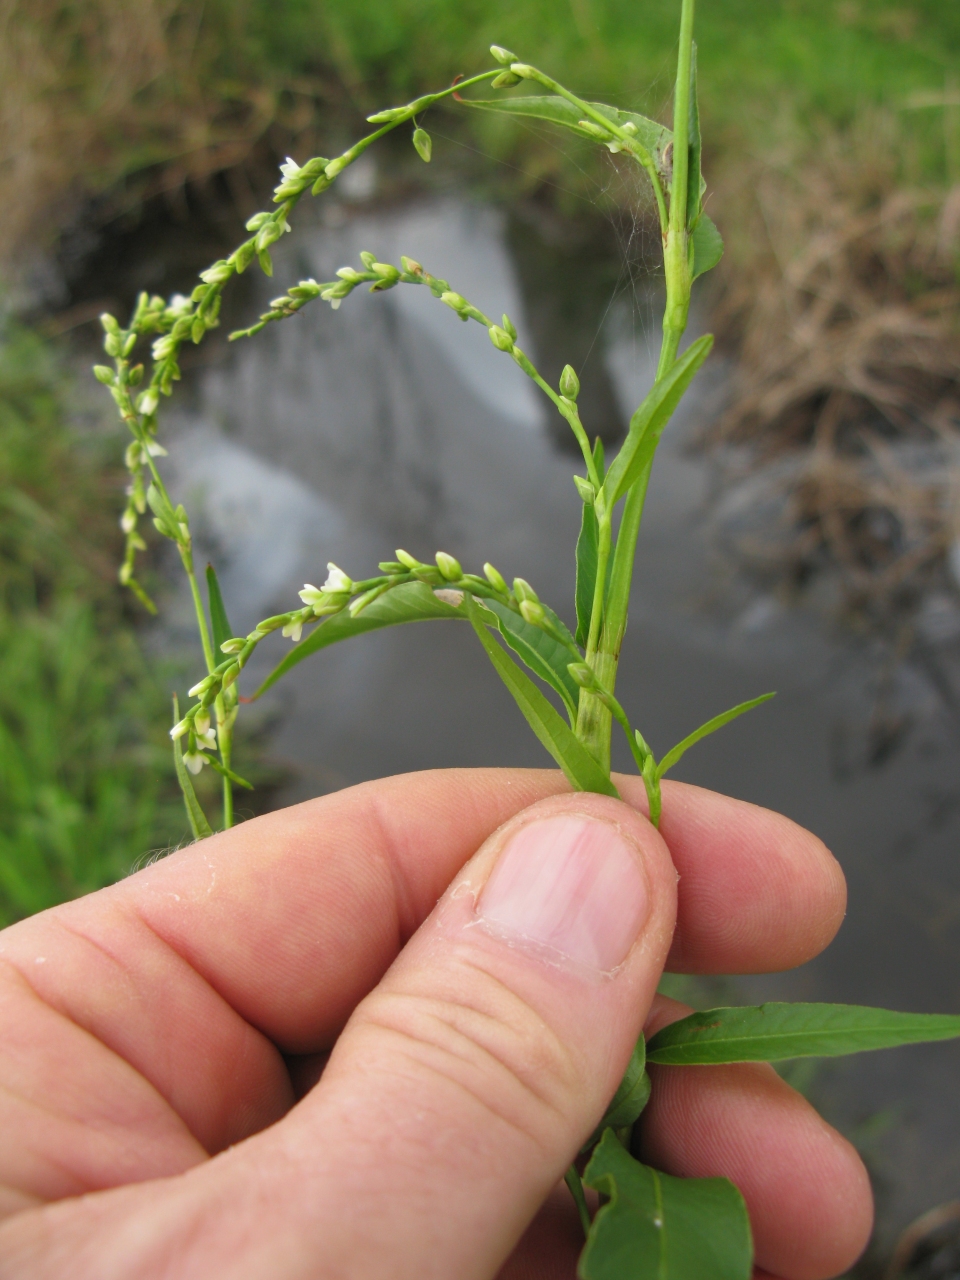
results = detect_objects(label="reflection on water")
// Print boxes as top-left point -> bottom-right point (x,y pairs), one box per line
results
161,196 -> 960,1257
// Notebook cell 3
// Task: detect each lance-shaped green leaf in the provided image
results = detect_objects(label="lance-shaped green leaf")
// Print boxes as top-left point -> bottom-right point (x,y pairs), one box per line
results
206,564 -> 234,656
580,1132 -> 753,1280
656,692 -> 774,781
255,582 -> 464,697
480,598 -> 580,720
172,696 -> 213,840
575,500 -> 599,649
461,94 -> 671,162
582,1035 -> 651,1153
646,1003 -> 960,1066
602,335 -> 713,506
206,756 -> 254,791
465,595 -> 618,797
691,213 -> 724,279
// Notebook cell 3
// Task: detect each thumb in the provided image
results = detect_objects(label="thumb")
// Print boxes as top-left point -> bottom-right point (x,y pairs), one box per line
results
0,793 -> 677,1280
277,790 -> 678,1278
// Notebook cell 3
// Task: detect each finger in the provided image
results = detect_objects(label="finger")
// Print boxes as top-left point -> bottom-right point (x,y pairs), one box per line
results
0,770 -> 845,1201
639,997 -> 873,1280
618,778 -> 847,974
1,793 -> 679,1279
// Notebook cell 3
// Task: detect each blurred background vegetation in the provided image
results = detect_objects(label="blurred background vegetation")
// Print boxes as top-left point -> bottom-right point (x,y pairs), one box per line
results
0,0 -> 957,911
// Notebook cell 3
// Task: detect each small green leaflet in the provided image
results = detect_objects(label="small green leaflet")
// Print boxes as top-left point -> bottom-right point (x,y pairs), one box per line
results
580,1132 -> 753,1280
465,594 -> 618,797
480,597 -> 580,721
205,564 -> 234,655
691,214 -> 724,280
646,1003 -> 960,1066
603,336 -> 713,507
575,499 -> 599,649
656,692 -> 774,781
582,1035 -> 650,1153
171,695 -> 213,840
461,94 -> 671,163
255,582 -> 463,697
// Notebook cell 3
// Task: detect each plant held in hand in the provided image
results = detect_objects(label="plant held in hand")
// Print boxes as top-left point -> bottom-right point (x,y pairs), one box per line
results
94,1 -> 960,1274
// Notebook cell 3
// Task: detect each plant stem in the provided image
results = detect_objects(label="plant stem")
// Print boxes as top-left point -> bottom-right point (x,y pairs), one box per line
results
577,0 -> 696,771
565,1165 -> 592,1239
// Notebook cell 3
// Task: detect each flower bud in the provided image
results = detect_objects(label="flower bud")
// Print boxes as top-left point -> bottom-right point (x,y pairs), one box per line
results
245,212 -> 271,232
488,325 -> 514,352
371,262 -> 401,284
93,365 -> 115,385
194,710 -> 211,736
412,127 -> 432,162
435,551 -> 462,581
492,72 -> 522,88
169,718 -> 191,740
221,663 -> 241,689
567,662 -> 596,689
489,45 -> 519,65
336,266 -> 366,283
483,562 -> 508,593
574,475 -> 595,504
396,549 -> 420,569
440,291 -> 468,315
513,577 -> 538,604
128,363 -> 144,386
519,599 -> 546,626
501,314 -> 517,340
560,364 -> 580,400
360,251 -> 377,269
220,637 -> 246,654
282,618 -> 304,642
120,508 -> 137,534
366,106 -> 408,123
188,675 -> 216,698
400,256 -> 423,275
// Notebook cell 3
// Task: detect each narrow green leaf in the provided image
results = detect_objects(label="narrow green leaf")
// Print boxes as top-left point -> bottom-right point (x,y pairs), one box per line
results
646,1003 -> 960,1066
575,501 -> 599,649
254,582 -> 464,697
205,564 -> 234,656
480,598 -> 580,720
603,335 -> 713,506
460,95 -> 671,160
583,1035 -> 650,1153
172,696 -> 213,840
580,1132 -> 753,1280
691,214 -> 724,279
656,692 -> 774,781
464,595 -> 618,797
206,756 -> 254,791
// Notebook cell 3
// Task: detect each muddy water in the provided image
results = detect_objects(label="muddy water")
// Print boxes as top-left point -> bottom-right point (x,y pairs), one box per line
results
159,195 -> 960,1259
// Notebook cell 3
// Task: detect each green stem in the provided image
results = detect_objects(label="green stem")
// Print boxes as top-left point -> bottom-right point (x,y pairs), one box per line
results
565,1165 -> 592,1240
181,549 -> 216,675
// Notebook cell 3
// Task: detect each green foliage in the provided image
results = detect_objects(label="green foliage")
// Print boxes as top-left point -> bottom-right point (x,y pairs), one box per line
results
646,1003 -> 960,1066
0,320 -> 181,925
582,1035 -> 650,1153
656,692 -> 775,781
172,696 -> 214,842
580,1131 -> 753,1280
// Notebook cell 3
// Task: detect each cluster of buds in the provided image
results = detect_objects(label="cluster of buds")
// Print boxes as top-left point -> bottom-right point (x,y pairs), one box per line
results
171,708 -> 218,774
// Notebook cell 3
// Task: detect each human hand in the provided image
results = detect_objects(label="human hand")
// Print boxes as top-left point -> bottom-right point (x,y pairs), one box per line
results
0,770 -> 871,1279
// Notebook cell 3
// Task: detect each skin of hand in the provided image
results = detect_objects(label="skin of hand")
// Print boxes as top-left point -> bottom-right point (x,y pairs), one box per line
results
0,769 -> 871,1280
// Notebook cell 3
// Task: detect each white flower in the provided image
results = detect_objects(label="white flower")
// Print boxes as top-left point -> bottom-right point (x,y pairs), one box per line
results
183,750 -> 207,774
282,619 -> 303,642
120,509 -> 137,534
145,440 -> 168,457
279,156 -> 301,180
169,294 -> 192,315
188,675 -> 213,697
322,563 -> 353,593
299,583 -> 324,607
195,729 -> 218,751
194,711 -> 211,736
169,718 -> 190,740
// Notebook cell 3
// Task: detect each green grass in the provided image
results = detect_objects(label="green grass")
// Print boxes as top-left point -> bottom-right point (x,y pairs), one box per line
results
0,320 -> 184,926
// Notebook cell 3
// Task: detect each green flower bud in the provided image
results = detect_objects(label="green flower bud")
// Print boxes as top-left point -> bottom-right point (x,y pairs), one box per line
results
400,256 -> 423,275
128,364 -> 144,386
567,662 -> 596,689
220,637 -> 246,654
513,577 -> 538,604
489,45 -> 519,65
488,325 -> 514,352
573,475 -> 595,504
436,551 -> 462,581
492,71 -> 522,88
483,562 -> 508,593
396,549 -> 420,569
366,106 -> 407,123
245,211 -> 271,231
412,127 -> 432,163
93,365 -> 115,385
502,314 -> 517,340
372,262 -> 401,284
104,333 -> 121,358
519,599 -> 546,626
560,364 -> 580,400
360,251 -> 377,269
100,313 -> 121,336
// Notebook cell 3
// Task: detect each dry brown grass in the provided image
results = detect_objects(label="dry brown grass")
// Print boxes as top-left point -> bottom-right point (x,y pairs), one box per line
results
0,0 -> 330,266
706,119 -> 960,621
